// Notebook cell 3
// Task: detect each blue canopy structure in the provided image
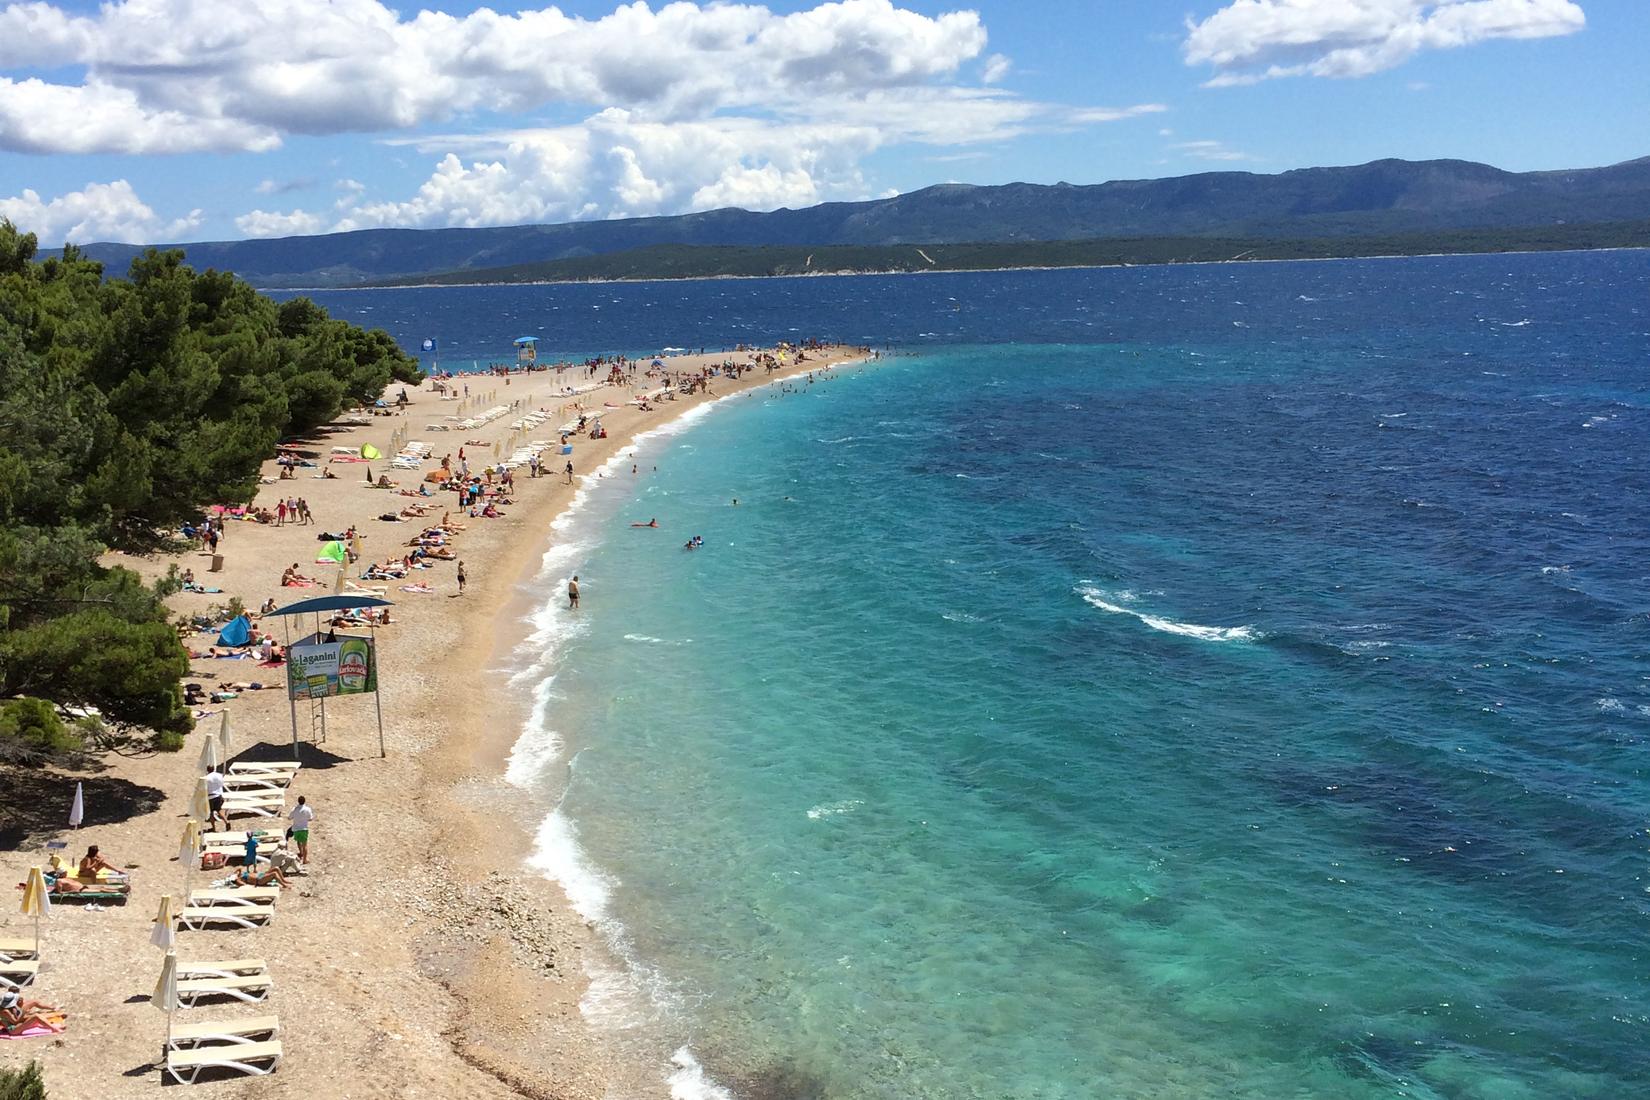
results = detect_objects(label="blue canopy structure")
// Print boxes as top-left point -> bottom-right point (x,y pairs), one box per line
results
513,336 -> 538,346
269,595 -> 394,759
268,595 -> 394,617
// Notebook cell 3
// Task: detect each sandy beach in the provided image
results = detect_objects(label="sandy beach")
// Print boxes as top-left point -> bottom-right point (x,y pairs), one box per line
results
0,344 -> 866,1097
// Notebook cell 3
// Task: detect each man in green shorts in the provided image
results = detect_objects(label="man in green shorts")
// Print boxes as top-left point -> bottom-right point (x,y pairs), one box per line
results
289,795 -> 315,865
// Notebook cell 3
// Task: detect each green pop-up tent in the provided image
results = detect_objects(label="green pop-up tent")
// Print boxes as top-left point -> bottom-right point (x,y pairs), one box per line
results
315,540 -> 347,564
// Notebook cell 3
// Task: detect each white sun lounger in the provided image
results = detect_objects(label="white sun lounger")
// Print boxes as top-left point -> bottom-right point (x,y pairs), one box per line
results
200,829 -> 283,847
177,906 -> 273,931
227,761 -> 300,776
0,959 -> 40,989
222,795 -> 285,819
165,1039 -> 283,1083
221,774 -> 287,793
0,937 -> 37,962
177,958 -> 267,980
167,1014 -> 280,1050
189,888 -> 279,907
177,973 -> 273,1006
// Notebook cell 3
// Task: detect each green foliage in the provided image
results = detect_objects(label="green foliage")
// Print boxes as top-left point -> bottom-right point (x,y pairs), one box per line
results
0,218 -> 418,763
0,698 -> 81,762
0,1060 -> 46,1100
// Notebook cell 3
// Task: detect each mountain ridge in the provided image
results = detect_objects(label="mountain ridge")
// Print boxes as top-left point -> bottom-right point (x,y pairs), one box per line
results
53,156 -> 1650,288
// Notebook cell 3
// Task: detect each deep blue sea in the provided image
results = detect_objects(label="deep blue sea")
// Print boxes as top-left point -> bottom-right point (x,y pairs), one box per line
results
302,251 -> 1650,1099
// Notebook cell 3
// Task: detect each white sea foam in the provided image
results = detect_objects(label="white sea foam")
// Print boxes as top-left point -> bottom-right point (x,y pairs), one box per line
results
669,1047 -> 736,1100
1540,565 -> 1572,575
807,798 -> 865,820
527,795 -> 614,921
1077,585 -> 1258,643
941,610 -> 982,623
624,633 -> 693,646
1597,697 -> 1628,715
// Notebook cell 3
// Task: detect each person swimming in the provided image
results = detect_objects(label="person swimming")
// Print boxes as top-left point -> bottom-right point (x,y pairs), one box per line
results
631,518 -> 658,527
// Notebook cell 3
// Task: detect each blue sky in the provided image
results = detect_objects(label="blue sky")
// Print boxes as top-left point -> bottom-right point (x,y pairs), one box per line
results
0,0 -> 1642,244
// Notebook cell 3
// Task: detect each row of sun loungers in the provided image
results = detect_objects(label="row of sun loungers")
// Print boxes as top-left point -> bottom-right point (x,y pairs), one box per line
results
454,404 -> 511,431
159,759 -> 301,1081
390,440 -> 433,469
164,783 -> 296,1083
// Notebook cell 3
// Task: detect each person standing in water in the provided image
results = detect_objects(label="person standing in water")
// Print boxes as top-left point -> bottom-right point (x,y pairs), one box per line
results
568,575 -> 580,609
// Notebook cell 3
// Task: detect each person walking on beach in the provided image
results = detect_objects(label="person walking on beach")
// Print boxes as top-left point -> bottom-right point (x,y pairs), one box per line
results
568,575 -> 580,609
288,796 -> 314,865
276,500 -> 287,526
204,766 -> 227,833
565,460 -> 574,484
456,560 -> 467,595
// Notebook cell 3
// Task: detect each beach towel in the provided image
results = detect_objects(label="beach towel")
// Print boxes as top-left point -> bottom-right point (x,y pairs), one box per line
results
216,615 -> 252,647
0,1021 -> 64,1039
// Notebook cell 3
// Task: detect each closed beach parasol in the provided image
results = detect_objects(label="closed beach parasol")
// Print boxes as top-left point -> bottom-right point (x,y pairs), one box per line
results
149,895 -> 177,951
152,950 -> 180,1046
217,711 -> 232,761
69,781 -> 83,828
178,820 -> 202,895
20,866 -> 51,952
198,731 -> 221,772
188,777 -> 212,823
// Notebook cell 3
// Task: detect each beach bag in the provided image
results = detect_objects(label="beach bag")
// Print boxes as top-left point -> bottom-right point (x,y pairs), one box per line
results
200,852 -> 227,870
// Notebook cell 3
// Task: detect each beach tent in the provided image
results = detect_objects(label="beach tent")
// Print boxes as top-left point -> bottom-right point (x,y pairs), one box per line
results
361,443 -> 382,460
216,614 -> 252,647
316,540 -> 347,564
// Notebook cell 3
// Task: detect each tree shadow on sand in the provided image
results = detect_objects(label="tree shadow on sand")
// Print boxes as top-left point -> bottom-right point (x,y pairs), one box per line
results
0,768 -> 167,852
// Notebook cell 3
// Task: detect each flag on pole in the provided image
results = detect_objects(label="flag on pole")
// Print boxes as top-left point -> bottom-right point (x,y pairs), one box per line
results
421,338 -> 436,353
69,782 -> 83,828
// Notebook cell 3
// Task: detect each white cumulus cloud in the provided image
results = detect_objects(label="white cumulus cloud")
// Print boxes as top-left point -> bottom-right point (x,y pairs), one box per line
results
0,180 -> 202,243
1184,0 -> 1586,85
0,0 -> 992,152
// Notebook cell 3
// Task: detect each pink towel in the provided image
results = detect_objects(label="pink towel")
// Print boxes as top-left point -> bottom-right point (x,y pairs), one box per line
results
1,1024 -> 64,1039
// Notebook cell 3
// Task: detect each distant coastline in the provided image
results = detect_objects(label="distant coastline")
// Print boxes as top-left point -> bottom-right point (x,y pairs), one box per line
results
319,238 -> 1650,293
354,225 -> 1650,290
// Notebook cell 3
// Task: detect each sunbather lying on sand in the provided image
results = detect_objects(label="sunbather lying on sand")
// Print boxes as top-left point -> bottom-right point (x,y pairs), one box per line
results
1,991 -> 65,1035
235,864 -> 290,889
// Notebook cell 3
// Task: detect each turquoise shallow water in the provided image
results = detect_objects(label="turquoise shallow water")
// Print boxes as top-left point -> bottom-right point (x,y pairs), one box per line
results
309,253 -> 1650,1099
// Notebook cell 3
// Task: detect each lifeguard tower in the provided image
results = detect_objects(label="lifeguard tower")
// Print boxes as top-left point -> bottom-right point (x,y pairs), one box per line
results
514,336 -> 538,366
